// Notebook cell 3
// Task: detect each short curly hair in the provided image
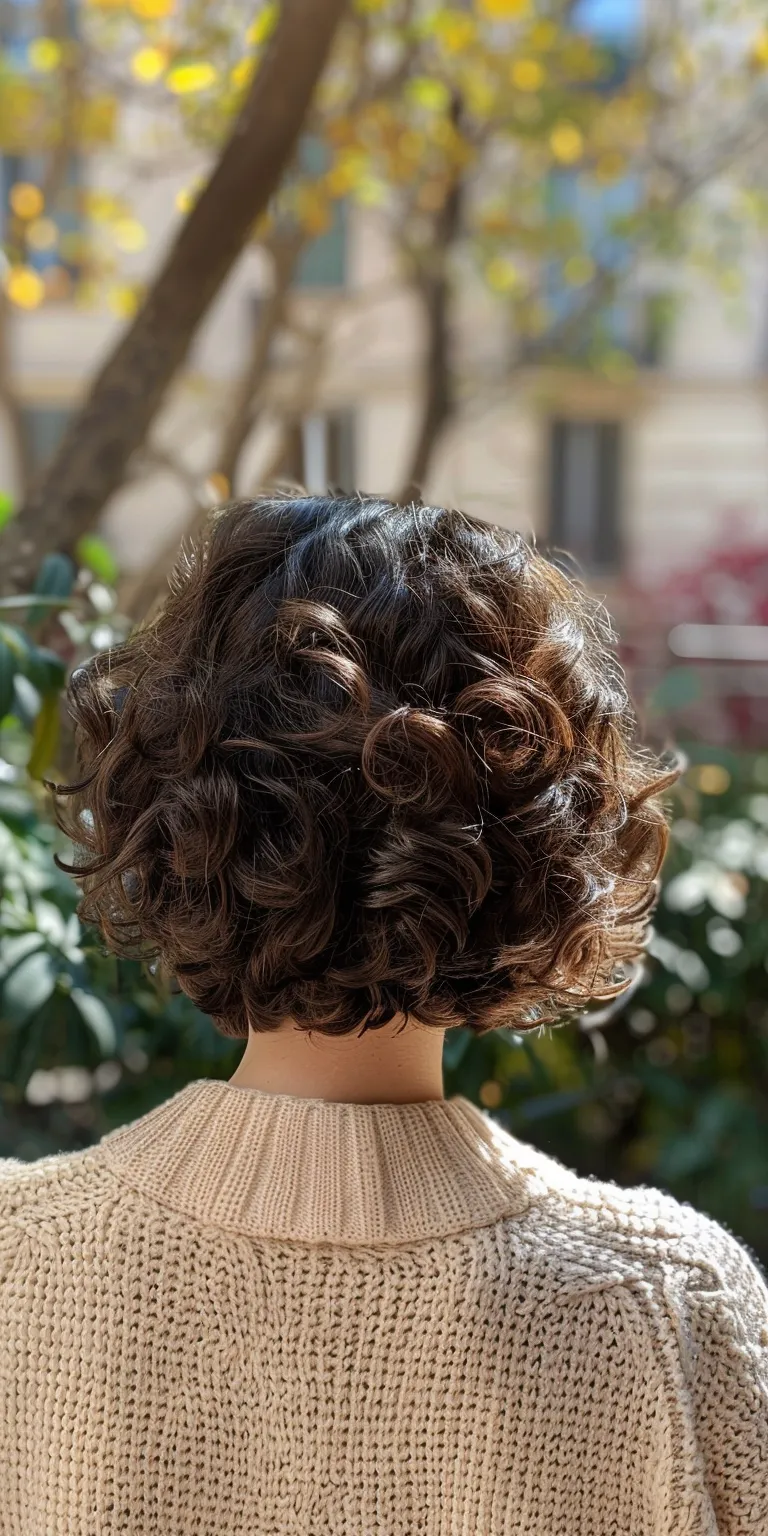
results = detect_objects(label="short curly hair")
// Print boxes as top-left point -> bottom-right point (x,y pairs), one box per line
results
48,494 -> 676,1039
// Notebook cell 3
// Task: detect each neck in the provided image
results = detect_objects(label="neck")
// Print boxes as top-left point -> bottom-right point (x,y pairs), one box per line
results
227,1014 -> 446,1105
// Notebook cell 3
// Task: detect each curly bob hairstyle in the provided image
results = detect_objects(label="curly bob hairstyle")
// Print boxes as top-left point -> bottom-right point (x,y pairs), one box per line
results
47,494 -> 677,1039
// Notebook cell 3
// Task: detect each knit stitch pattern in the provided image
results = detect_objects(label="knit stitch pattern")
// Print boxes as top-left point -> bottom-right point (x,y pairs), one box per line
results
1,1078 -> 766,1535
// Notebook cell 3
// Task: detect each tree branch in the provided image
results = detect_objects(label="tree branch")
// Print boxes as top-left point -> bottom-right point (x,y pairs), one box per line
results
0,0 -> 348,595
397,99 -> 464,504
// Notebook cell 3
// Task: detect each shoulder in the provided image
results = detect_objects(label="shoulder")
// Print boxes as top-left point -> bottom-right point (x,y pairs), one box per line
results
0,1144 -> 116,1230
500,1126 -> 768,1316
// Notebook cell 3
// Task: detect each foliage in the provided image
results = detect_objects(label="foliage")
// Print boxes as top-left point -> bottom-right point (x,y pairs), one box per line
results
445,743 -> 768,1265
2,0 -> 768,373
1,579 -> 767,1264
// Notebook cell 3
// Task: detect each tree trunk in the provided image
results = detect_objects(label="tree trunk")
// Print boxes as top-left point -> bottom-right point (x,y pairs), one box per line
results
398,159 -> 463,506
117,236 -> 306,623
215,232 -> 304,488
0,0 -> 347,595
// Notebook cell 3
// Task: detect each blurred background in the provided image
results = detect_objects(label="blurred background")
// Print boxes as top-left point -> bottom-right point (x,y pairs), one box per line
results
1,0 -> 767,1263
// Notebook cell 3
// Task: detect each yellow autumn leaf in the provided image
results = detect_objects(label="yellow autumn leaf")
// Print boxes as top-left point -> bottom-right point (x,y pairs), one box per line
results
107,284 -> 140,318
76,95 -> 118,143
434,12 -> 475,52
751,28 -> 768,68
478,0 -> 529,18
74,278 -> 100,309
85,192 -> 112,220
297,191 -> 332,236
397,130 -> 423,161
510,57 -> 544,91
28,690 -> 60,781
9,182 -> 44,220
175,182 -> 203,212
205,471 -> 230,501
550,121 -> 584,164
478,207 -> 509,235
595,149 -> 626,183
113,218 -> 147,252
26,217 -> 58,251
485,256 -> 520,292
5,266 -> 45,309
28,37 -> 61,72
231,56 -> 256,90
246,2 -> 278,45
405,76 -> 451,113
528,19 -> 557,50
462,68 -> 496,115
671,44 -> 696,84
354,175 -> 386,207
131,0 -> 174,17
59,232 -> 84,262
132,47 -> 166,82
563,253 -> 595,285
326,149 -> 367,196
166,61 -> 218,94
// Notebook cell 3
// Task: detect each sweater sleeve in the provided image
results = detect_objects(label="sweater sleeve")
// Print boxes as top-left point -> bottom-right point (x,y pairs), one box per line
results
671,1216 -> 768,1535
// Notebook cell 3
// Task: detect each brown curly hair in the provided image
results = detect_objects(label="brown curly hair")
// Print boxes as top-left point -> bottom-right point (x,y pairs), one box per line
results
47,494 -> 677,1038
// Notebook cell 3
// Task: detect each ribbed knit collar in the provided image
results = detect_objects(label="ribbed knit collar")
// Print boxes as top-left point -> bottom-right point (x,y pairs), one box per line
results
97,1078 -> 535,1246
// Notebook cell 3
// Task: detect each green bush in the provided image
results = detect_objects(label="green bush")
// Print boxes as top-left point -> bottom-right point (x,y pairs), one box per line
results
444,746 -> 768,1263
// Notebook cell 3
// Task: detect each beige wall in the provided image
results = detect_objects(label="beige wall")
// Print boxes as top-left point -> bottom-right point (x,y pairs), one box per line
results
4,186 -> 768,583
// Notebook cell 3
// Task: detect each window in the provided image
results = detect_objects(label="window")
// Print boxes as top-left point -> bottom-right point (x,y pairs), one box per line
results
279,411 -> 356,493
293,137 -> 347,290
547,418 -> 622,574
20,405 -> 73,472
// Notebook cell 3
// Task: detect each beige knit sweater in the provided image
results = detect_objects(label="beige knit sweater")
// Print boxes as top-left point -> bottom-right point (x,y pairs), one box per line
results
1,1079 -> 766,1535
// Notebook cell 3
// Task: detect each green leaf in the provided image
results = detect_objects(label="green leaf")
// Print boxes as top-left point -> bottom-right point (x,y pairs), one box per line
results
22,644 -> 67,694
516,1087 -> 594,1122
0,622 -> 32,664
443,1027 -> 472,1070
0,491 -> 15,530
11,672 -> 41,730
0,595 -> 75,611
0,931 -> 46,980
2,949 -> 58,1028
27,690 -> 60,780
74,534 -> 118,585
26,552 -> 76,630
70,988 -> 117,1054
0,784 -> 35,823
0,634 -> 15,718
32,552 -> 77,599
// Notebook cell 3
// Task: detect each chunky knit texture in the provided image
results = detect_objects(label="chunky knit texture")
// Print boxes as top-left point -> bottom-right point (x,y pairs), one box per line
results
1,1077 -> 767,1535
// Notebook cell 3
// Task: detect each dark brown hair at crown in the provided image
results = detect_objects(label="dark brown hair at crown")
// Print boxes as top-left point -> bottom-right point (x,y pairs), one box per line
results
45,494 -> 678,1038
